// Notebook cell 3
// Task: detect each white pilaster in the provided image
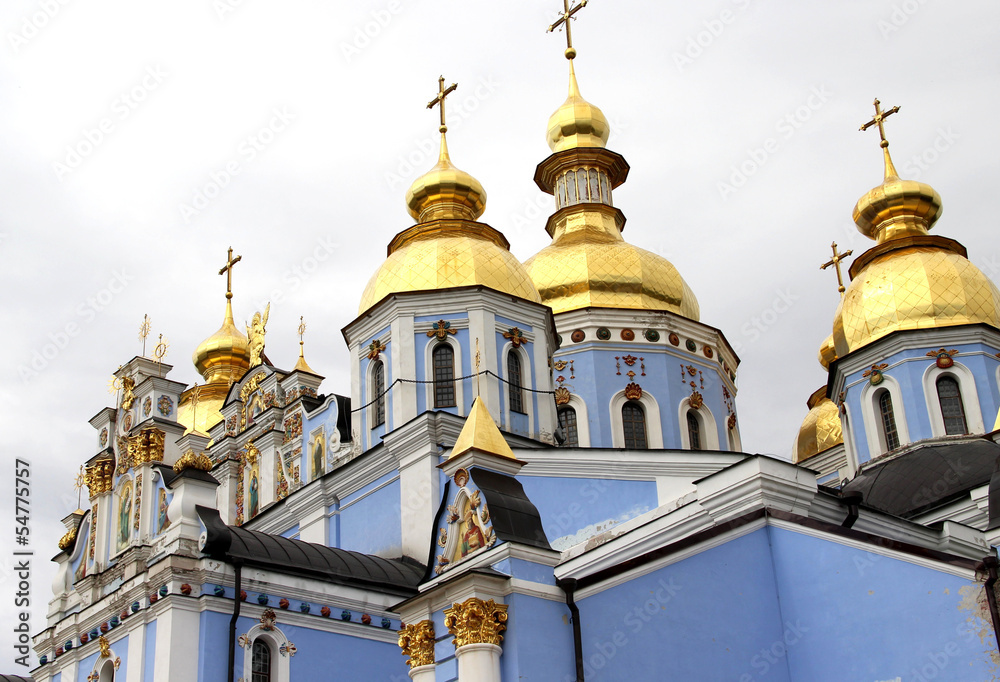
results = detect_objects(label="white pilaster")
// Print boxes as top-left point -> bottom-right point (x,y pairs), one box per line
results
409,663 -> 436,682
456,642 -> 502,681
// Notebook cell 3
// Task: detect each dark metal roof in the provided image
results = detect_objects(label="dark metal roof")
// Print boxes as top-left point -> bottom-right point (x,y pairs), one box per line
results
0,675 -> 33,682
470,468 -> 552,551
843,438 -> 999,518
197,507 -> 422,596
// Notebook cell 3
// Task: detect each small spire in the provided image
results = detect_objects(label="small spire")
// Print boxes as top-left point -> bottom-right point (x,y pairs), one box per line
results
293,316 -> 316,374
450,397 -> 516,460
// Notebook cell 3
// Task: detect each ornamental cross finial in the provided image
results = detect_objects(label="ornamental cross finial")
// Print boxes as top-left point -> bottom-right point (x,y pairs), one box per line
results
74,465 -> 85,510
474,338 -> 482,399
218,246 -> 243,300
820,241 -> 853,296
860,98 -> 900,150
138,314 -> 151,357
548,0 -> 589,59
427,76 -> 458,134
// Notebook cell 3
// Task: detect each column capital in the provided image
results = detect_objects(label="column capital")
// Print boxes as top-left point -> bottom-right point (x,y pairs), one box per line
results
398,619 -> 436,668
444,597 -> 508,648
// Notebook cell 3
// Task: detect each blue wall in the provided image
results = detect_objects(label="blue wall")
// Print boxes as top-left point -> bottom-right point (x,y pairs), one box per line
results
339,474 -> 402,557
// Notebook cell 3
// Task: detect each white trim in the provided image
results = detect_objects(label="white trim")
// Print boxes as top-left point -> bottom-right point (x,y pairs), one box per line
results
500,341 -> 534,437
241,622 -> 293,682
609,390 -> 664,448
423,334 -> 465,416
840,407 -> 858,479
558,394 -> 591,447
922,361 -> 985,436
860,374 -> 910,457
678,398 -> 720,451
727,420 -> 742,452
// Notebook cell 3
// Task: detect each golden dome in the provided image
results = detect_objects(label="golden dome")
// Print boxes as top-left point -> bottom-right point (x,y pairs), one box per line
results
405,135 -> 486,223
547,61 -> 610,153
794,387 -> 844,464
832,146 -> 1000,355
523,206 -> 700,318
192,299 -> 251,384
358,221 -> 542,313
177,382 -> 228,437
818,334 -> 837,370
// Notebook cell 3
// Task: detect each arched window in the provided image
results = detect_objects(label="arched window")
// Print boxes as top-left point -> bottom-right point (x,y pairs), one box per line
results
98,659 -> 115,682
371,360 -> 385,427
433,345 -> 456,408
622,402 -> 647,449
558,406 -> 579,447
687,411 -> 702,451
251,639 -> 272,682
936,376 -> 968,435
878,391 -> 900,452
507,351 -> 524,414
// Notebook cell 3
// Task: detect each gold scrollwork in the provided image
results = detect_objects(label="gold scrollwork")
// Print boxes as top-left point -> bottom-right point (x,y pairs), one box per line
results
99,635 -> 111,658
239,372 -> 268,429
443,597 -> 508,648
57,527 -> 77,551
85,458 -> 115,498
173,450 -> 213,474
398,620 -> 435,668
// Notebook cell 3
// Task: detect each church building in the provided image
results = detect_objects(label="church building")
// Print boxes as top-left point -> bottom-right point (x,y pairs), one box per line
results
27,4 -> 1000,681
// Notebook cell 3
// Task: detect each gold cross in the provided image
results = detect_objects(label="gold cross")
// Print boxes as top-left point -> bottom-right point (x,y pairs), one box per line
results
548,0 -> 589,60
218,246 -> 243,300
427,76 -> 458,134
860,98 -> 900,149
820,242 -> 853,295
138,314 -> 151,356
74,465 -> 85,510
298,316 -> 307,344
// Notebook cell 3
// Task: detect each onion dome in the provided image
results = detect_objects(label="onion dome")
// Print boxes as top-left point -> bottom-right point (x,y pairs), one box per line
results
818,334 -> 837,370
832,131 -> 1000,356
524,62 -> 699,319
547,61 -> 610,153
192,299 -> 251,384
794,387 -> 844,464
358,127 -> 540,314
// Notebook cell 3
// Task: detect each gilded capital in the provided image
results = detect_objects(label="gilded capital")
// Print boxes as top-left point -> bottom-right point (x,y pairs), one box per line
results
173,450 -> 213,474
85,458 -> 115,498
398,620 -> 435,668
443,597 -> 508,648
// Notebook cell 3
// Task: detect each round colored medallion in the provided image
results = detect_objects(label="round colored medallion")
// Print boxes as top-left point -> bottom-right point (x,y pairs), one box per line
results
644,329 -> 660,342
122,412 -> 133,431
669,333 -> 680,346
571,329 -> 585,343
143,397 -> 151,417
703,345 -> 714,358
935,353 -> 954,369
620,329 -> 635,341
685,339 -> 697,352
100,428 -> 108,447
596,327 -> 611,341
158,395 -> 173,416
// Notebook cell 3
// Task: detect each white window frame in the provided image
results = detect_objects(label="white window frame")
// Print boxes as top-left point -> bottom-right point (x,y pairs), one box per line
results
366,357 -> 388,431
242,622 -> 292,682
922,361 -> 985,437
500,341 -> 535,436
558,393 -> 591,447
424,335 -> 464,415
860,374 -> 910,457
677,398 -> 720,451
610,390 -> 664,448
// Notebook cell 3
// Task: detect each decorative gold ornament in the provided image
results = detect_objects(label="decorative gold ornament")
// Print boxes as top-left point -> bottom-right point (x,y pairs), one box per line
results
367,339 -> 386,361
426,320 -> 458,340
820,242 -> 853,296
927,348 -> 959,369
624,382 -> 642,401
138,314 -> 151,356
74,465 -> 86,509
863,363 -> 889,385
728,413 -> 737,431
85,458 -> 115,498
244,438 -> 260,466
246,303 -> 270,368
398,620 -> 435,669
503,327 -> 526,348
427,75 -> 458,135
688,390 -> 704,410
547,0 -> 589,61
58,527 -> 77,551
239,372 -> 268,430
173,450 -> 213,474
128,427 -> 166,468
153,334 -> 169,376
107,372 -> 122,396
260,609 -> 277,631
437,527 -> 448,548
120,375 -> 136,411
554,386 -> 571,405
99,635 -> 111,658
859,98 -> 900,153
444,597 -> 509,648
219,246 -> 242,299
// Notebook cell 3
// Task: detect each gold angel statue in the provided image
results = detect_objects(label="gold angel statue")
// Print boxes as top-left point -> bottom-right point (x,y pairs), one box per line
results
247,303 -> 270,367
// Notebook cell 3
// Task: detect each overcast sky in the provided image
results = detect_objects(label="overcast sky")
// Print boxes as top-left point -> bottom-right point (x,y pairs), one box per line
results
2,0 -> 998,669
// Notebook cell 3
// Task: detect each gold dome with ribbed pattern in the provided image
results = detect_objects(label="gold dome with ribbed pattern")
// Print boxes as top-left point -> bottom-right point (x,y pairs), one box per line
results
547,61 -> 610,153
794,387 -> 844,464
818,334 -> 837,370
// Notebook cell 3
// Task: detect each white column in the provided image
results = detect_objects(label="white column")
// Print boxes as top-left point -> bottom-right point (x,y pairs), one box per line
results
409,663 -> 436,682
393,315 -> 417,425
456,643 -> 502,681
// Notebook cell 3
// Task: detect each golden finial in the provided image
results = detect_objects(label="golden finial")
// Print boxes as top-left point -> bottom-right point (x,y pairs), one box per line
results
427,75 -> 458,134
860,98 -> 901,179
107,366 -> 123,396
820,242 -> 854,296
138,314 -> 151,357
293,316 -> 317,374
154,333 -> 169,376
548,0 -> 589,60
219,246 -> 243,300
74,465 -> 86,511
190,383 -> 201,433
